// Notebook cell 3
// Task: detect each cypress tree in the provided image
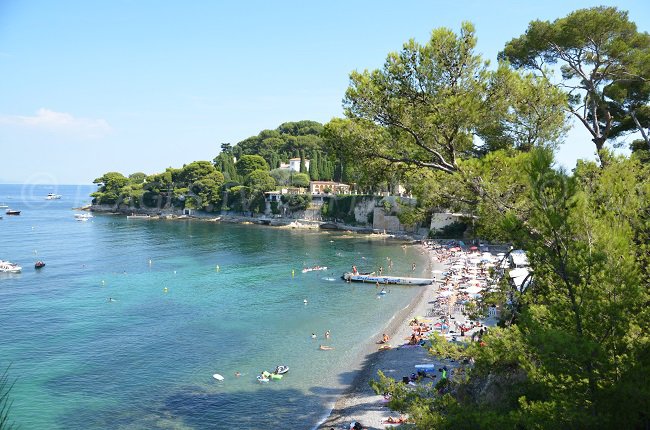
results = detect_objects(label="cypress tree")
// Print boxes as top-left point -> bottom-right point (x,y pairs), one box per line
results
300,150 -> 307,173
320,154 -> 329,180
309,151 -> 320,180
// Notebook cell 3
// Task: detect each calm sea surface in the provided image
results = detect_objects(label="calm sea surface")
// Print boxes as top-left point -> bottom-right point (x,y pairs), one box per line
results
0,184 -> 430,429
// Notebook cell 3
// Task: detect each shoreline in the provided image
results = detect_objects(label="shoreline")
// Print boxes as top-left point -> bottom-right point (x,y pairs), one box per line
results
86,207 -> 425,240
315,251 -> 445,430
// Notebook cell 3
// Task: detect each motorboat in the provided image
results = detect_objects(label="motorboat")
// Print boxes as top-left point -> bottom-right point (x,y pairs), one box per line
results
126,214 -> 151,220
35,261 -> 46,269
5,209 -> 20,215
0,260 -> 22,273
274,365 -> 289,375
46,193 -> 62,200
74,213 -> 93,221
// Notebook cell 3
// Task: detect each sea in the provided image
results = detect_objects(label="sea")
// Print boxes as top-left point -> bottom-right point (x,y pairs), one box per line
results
0,184 -> 431,429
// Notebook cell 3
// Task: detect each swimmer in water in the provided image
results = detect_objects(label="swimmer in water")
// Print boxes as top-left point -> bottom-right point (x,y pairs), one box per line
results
235,371 -> 241,377
319,345 -> 334,350
325,330 -> 331,339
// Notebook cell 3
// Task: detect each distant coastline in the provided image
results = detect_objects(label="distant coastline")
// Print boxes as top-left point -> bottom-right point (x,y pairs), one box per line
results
84,204 -> 424,240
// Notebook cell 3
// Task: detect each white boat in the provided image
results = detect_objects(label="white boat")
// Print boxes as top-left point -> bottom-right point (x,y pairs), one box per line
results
0,203 -> 8,209
0,260 -> 22,273
46,193 -> 62,200
74,213 -> 93,221
127,214 -> 151,220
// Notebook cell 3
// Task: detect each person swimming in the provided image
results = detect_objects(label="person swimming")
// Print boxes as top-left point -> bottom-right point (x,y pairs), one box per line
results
311,333 -> 317,339
319,345 -> 334,350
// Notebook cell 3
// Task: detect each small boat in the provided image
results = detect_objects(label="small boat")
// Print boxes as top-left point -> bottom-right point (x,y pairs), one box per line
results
74,213 -> 93,221
35,261 -> 46,269
45,193 -> 62,200
274,365 -> 289,375
0,204 -> 8,209
126,214 -> 151,220
5,209 -> 20,215
0,260 -> 22,273
302,266 -> 327,273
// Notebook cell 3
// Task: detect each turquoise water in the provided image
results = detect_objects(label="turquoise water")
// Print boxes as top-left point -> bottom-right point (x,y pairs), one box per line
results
0,184 -> 430,429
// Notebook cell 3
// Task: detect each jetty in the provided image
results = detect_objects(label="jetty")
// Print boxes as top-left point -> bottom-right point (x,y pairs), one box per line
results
341,273 -> 434,286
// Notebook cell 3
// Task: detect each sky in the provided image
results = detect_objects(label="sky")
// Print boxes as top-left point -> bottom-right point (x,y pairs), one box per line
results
0,1 -> 648,185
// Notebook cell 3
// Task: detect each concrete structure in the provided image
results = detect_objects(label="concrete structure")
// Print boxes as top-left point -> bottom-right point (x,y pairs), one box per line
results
430,212 -> 468,231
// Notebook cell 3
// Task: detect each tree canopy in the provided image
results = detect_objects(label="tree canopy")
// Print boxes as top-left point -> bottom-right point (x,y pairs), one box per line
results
500,6 -> 650,162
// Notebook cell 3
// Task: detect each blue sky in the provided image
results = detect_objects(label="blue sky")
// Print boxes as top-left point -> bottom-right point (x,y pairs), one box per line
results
0,1 -> 648,184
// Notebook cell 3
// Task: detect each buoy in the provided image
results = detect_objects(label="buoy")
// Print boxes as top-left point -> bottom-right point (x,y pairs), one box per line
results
173,270 -> 177,275
101,280 -> 105,286
303,299 -> 308,304
163,287 -> 168,293
292,269 -> 295,277
149,259 -> 152,266
216,265 -> 220,272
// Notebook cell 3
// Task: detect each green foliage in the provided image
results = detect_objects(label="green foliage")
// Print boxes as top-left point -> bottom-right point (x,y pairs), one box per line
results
429,221 -> 468,239
128,172 -> 146,184
91,172 -> 130,205
321,195 -> 374,224
280,194 -> 311,212
290,172 -> 310,188
269,168 -> 291,186
500,6 -> 650,162
299,151 -> 307,174
341,22 -> 510,175
236,155 -> 269,177
309,151 -> 320,180
270,201 -> 280,215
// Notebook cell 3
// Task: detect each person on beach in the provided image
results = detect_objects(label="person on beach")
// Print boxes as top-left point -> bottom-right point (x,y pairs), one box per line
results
319,344 -> 334,350
378,333 -> 390,344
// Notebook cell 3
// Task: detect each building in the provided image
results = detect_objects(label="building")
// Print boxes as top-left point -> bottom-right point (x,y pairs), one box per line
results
309,181 -> 350,195
279,158 -> 310,172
